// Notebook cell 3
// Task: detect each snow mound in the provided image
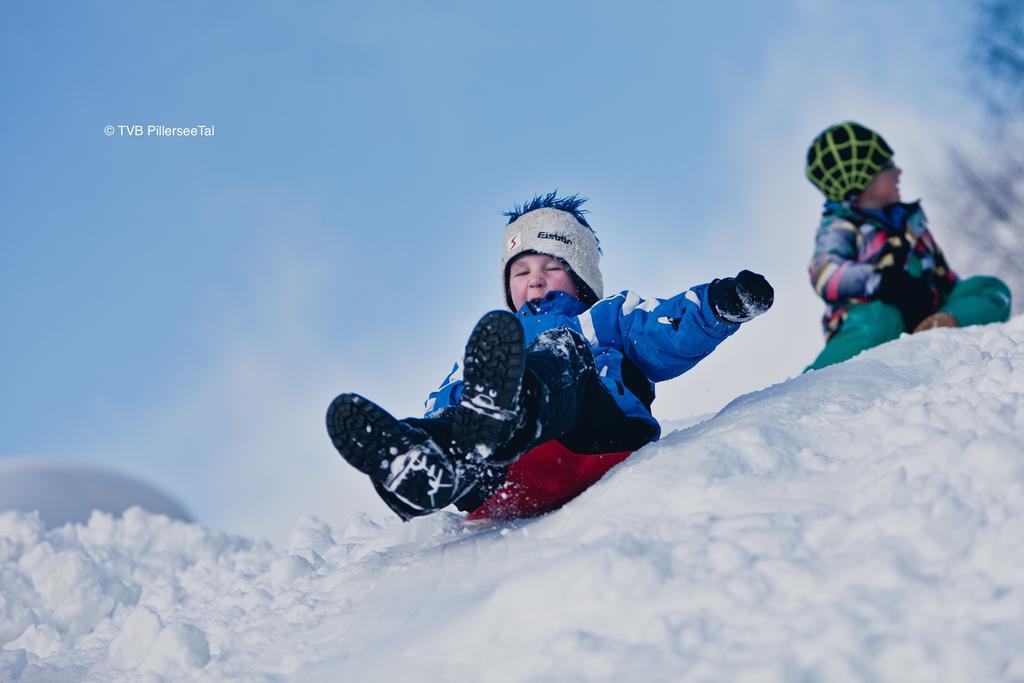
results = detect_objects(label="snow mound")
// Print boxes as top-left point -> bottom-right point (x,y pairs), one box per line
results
0,461 -> 191,528
3,319 -> 1024,682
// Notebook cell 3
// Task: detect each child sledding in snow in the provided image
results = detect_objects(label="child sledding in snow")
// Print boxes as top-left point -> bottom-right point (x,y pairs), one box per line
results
326,193 -> 773,521
805,122 -> 1012,371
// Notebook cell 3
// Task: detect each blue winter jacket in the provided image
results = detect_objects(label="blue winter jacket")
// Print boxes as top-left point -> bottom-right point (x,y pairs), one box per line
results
424,286 -> 739,441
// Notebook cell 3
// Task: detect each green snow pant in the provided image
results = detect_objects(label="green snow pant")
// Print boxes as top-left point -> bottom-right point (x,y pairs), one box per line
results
805,275 -> 1012,372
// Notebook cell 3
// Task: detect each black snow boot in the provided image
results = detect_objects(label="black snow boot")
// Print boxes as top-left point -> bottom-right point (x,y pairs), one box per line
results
453,310 -> 527,464
326,393 -> 458,519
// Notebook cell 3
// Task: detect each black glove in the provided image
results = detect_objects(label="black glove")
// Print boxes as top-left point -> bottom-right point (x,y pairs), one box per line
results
875,267 -> 935,330
708,270 -> 774,323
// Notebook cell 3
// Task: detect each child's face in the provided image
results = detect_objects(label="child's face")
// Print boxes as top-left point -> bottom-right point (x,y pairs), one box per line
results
508,253 -> 579,310
855,164 -> 902,209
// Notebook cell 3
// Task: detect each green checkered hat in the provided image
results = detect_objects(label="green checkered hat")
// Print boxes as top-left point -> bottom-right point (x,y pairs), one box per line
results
806,122 -> 894,202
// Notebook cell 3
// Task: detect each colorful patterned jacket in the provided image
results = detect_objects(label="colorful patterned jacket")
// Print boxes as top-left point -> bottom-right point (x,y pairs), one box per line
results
808,201 -> 958,337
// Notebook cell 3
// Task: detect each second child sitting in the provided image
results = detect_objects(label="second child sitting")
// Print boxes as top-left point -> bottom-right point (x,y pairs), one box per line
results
804,121 -> 1012,371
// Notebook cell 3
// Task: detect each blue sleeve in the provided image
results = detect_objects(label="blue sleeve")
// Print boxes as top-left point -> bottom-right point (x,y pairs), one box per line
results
423,360 -> 462,416
580,287 -> 739,383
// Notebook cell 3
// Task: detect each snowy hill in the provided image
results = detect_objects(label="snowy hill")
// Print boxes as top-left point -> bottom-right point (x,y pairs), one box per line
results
0,462 -> 191,529
3,318 -> 1024,682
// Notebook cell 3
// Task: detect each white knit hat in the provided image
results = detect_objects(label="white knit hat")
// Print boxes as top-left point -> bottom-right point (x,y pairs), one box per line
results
501,206 -> 603,311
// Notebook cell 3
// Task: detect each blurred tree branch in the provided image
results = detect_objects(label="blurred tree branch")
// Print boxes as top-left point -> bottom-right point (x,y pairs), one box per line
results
974,0 -> 1024,116
943,0 -> 1024,312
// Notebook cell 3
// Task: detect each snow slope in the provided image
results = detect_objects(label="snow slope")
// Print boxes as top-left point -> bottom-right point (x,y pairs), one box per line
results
3,318 -> 1024,682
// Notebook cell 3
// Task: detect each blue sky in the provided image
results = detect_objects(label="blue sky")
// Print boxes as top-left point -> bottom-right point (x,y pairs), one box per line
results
1,1 -> 983,540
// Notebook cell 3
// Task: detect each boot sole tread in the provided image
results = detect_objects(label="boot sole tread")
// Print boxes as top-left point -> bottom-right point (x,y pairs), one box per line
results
327,393 -> 414,475
455,311 -> 526,459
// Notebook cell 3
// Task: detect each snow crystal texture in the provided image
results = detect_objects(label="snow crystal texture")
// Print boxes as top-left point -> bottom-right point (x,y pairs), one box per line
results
2,318 -> 1024,682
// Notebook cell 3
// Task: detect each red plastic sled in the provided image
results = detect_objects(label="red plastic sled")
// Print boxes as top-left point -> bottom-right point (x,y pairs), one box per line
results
466,440 -> 634,521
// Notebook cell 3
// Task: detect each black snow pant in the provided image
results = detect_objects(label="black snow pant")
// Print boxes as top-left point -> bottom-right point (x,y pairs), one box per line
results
375,328 -> 657,518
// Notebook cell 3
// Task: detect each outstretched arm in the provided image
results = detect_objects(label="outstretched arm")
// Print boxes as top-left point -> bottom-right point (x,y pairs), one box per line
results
584,272 -> 773,383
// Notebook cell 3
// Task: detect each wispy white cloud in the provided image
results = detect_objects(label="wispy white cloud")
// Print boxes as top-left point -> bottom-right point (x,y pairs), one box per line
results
87,192 -> 417,541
